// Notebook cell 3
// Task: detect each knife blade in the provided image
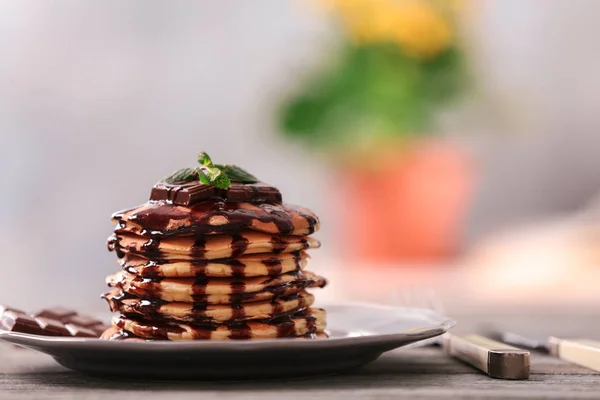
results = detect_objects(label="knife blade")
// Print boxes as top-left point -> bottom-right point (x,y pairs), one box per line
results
494,331 -> 551,353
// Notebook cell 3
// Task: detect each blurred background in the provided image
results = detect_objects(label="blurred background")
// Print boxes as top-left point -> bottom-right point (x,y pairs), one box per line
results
2,0 -> 600,319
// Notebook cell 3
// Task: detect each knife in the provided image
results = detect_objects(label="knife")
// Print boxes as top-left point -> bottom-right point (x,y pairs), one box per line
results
442,333 -> 530,380
492,331 -> 600,372
388,289 -> 530,379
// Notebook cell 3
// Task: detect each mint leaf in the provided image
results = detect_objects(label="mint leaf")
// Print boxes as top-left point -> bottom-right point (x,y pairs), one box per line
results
160,152 -> 257,189
197,152 -> 213,167
197,169 -> 211,185
212,173 -> 231,189
216,164 -> 258,183
197,165 -> 232,189
161,167 -> 198,184
198,166 -> 220,181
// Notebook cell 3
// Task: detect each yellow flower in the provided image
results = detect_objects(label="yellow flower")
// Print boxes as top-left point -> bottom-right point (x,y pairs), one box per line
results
394,0 -> 453,58
322,0 -> 454,59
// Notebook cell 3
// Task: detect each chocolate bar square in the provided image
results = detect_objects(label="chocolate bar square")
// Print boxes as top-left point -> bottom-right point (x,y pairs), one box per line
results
64,315 -> 103,328
34,307 -> 77,322
65,323 -> 99,338
34,317 -> 71,336
1,311 -> 43,335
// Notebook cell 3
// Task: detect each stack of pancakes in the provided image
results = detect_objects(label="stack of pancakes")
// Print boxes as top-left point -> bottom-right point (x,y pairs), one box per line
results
101,183 -> 327,340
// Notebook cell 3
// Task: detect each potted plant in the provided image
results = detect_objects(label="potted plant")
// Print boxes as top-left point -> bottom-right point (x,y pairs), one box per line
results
277,0 -> 474,262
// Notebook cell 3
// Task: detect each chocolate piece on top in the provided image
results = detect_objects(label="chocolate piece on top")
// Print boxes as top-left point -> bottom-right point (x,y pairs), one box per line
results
150,181 -> 282,206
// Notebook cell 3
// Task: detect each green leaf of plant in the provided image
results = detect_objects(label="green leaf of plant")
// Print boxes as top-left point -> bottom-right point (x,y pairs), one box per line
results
161,167 -> 198,184
198,166 -> 217,180
277,41 -> 465,150
197,152 -> 213,167
212,173 -> 231,189
216,164 -> 258,183
159,152 -> 256,189
197,166 -> 232,189
196,169 -> 211,185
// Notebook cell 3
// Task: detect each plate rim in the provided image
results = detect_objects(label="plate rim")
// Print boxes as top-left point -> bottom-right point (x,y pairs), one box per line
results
0,302 -> 456,351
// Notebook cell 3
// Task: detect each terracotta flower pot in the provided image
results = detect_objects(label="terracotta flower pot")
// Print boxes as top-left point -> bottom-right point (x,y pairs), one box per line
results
334,140 -> 476,262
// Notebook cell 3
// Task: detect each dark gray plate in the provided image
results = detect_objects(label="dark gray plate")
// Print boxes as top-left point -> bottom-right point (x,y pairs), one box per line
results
0,303 -> 455,379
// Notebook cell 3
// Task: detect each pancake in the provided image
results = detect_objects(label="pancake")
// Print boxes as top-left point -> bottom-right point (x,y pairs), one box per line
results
113,308 -> 326,340
106,270 -> 326,302
107,231 -> 320,260
99,326 -> 146,341
103,281 -> 307,306
103,289 -> 315,323
120,252 -> 308,278
100,326 -> 328,341
112,201 -> 319,237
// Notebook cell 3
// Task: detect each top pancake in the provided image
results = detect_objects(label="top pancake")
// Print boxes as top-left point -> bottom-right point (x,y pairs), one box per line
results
112,201 -> 319,237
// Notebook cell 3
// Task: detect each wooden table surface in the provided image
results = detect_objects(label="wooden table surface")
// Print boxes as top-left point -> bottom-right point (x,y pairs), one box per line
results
1,339 -> 599,400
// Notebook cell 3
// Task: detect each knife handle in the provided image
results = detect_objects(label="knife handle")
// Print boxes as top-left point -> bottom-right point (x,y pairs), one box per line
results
549,337 -> 600,372
444,334 -> 530,379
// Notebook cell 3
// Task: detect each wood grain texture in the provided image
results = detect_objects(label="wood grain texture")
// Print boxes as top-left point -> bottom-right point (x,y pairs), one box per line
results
1,344 -> 600,400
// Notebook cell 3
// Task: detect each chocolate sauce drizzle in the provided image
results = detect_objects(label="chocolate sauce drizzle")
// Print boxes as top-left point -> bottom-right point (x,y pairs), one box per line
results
191,236 -> 206,258
107,290 -> 312,323
114,270 -> 316,301
270,236 -> 288,254
106,183 -> 324,342
116,307 -> 318,340
111,199 -> 318,239
108,329 -> 140,341
230,234 -> 249,258
107,234 -> 124,258
122,252 -> 296,279
107,232 -> 311,261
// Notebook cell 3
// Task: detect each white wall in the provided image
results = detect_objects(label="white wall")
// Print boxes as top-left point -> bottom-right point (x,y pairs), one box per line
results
0,1 -> 332,311
1,0 -> 600,311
